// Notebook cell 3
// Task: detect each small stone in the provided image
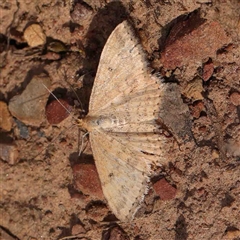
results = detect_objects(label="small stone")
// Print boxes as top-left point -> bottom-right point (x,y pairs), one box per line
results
15,119 -> 29,139
72,163 -> 104,199
190,101 -> 205,118
203,61 -> 214,81
71,224 -> 86,235
0,143 -> 19,165
8,73 -> 51,126
158,83 -> 193,143
153,178 -> 177,200
0,101 -> 13,131
183,77 -> 204,101
229,92 -> 240,106
46,98 -> 72,124
24,23 -> 46,47
161,19 -> 231,69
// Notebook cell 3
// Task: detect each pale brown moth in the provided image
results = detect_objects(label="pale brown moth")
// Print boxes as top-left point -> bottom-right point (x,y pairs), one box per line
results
77,21 -> 171,221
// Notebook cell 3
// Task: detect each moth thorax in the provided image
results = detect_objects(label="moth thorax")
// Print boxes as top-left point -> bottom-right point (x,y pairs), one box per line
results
94,115 -> 116,129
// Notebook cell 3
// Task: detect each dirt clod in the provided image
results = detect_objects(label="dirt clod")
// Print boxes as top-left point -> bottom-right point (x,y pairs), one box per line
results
153,178 -> 177,200
8,74 -> 51,126
0,101 -> 13,131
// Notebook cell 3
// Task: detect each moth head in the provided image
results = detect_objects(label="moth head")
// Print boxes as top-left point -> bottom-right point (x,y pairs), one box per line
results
76,118 -> 89,132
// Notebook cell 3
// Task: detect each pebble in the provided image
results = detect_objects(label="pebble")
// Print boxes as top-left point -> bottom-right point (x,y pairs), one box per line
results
24,23 -> 46,47
158,83 -> 193,143
8,73 -> 51,126
46,98 -> 73,124
15,119 -> 29,139
72,163 -> 104,200
203,61 -> 214,81
153,178 -> 177,200
161,19 -> 231,69
183,77 -> 204,101
0,101 -> 13,132
0,143 -> 19,165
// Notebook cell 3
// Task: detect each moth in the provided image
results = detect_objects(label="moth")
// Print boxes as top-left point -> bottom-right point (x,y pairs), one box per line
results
78,21 -> 170,221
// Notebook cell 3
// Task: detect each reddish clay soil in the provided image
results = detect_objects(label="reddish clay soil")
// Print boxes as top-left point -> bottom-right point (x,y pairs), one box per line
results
0,1 -> 240,240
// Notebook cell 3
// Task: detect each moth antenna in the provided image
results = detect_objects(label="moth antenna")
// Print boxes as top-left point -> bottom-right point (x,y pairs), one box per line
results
65,77 -> 84,114
58,67 -> 85,114
79,132 -> 89,157
42,82 -> 89,159
42,83 -> 72,115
